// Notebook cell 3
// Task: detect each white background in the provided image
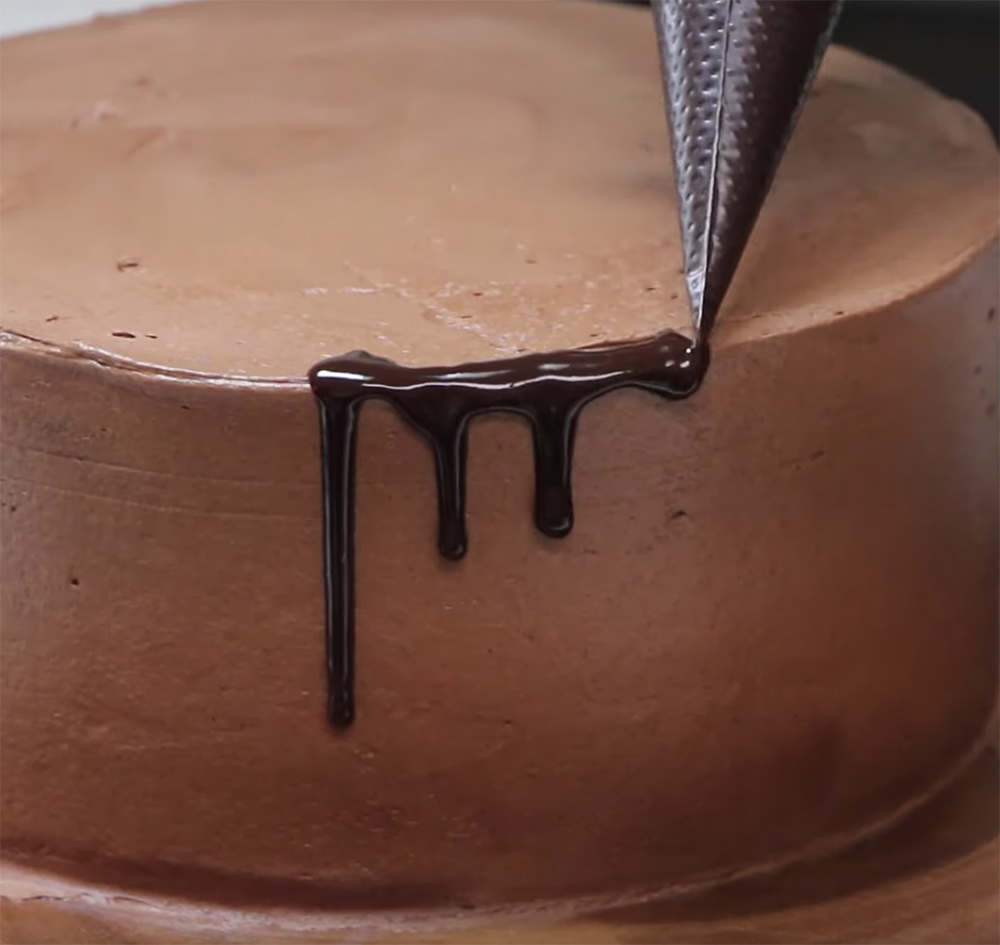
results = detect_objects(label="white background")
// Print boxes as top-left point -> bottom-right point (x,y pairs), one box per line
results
1,0 -> 176,38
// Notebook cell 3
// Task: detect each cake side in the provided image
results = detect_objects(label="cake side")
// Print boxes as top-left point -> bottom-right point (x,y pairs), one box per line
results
2,244 -> 996,906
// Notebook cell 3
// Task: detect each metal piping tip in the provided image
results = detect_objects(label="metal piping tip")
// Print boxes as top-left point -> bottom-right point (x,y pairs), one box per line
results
653,0 -> 842,342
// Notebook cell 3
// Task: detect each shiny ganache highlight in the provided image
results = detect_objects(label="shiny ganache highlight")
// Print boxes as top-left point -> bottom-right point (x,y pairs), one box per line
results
309,333 -> 708,727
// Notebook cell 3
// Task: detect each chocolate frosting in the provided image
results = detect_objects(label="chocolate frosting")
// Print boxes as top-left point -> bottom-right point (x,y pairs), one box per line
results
1,0 -> 997,904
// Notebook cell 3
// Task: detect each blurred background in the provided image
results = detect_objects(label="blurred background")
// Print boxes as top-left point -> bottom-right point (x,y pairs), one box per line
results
833,0 -> 997,137
1,0 -> 997,138
619,0 -> 999,136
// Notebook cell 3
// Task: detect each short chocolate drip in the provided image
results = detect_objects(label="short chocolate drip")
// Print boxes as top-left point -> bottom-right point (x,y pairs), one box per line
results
432,418 -> 470,560
531,402 -> 576,538
310,332 -> 709,728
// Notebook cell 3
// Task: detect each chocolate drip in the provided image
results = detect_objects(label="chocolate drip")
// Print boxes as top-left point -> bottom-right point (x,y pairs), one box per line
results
309,332 -> 708,727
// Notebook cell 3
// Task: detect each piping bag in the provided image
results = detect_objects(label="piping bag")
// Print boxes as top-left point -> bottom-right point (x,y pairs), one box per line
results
652,0 -> 842,344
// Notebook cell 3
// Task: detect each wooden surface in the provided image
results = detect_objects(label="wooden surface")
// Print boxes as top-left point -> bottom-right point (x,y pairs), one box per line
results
2,744 -> 997,945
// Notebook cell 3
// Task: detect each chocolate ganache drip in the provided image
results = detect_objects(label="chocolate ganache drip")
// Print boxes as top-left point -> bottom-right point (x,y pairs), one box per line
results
309,333 -> 708,727
309,0 -> 836,729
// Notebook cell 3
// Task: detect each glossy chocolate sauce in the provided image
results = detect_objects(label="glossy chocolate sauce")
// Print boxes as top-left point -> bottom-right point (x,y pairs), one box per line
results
306,0 -> 837,730
309,332 -> 708,727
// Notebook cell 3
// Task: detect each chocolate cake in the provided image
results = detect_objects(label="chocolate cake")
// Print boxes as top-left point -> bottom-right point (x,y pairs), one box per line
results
1,0 -> 997,937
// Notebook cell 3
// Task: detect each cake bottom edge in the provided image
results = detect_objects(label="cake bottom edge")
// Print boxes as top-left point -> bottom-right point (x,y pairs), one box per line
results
2,706 -> 996,943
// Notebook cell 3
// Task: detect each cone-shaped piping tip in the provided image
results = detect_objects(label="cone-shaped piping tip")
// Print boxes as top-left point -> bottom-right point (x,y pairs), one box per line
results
653,0 -> 842,342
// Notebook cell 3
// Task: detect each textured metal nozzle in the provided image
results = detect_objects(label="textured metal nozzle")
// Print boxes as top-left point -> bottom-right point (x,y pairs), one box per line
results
653,0 -> 841,341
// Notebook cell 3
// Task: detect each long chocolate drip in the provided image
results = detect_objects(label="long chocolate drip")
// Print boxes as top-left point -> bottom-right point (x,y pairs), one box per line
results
310,332 -> 708,727
316,398 -> 359,726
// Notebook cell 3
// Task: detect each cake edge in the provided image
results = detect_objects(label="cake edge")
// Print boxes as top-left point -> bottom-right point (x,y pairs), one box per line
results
1,236 -> 997,391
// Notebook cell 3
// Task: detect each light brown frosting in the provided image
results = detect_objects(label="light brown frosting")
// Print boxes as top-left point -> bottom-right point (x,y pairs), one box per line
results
1,1 -> 996,375
1,0 -> 998,926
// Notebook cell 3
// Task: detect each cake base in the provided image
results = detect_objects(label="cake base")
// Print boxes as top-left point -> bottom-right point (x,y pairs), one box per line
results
3,737 -> 996,945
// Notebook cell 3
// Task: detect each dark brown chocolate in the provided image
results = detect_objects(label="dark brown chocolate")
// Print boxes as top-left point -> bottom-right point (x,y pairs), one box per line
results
309,333 -> 708,726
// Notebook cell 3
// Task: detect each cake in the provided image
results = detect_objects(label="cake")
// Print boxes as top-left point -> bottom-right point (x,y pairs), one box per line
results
1,0 -> 997,938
